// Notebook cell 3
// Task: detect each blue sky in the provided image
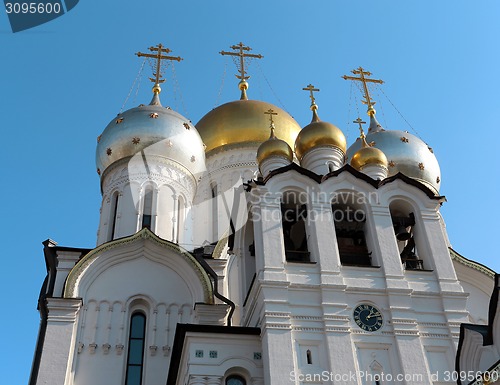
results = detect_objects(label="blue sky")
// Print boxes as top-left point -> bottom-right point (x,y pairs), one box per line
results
1,1 -> 499,384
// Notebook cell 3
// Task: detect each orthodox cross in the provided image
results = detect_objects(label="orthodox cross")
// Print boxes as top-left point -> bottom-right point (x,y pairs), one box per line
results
302,84 -> 320,108
136,43 -> 183,87
264,108 -> 278,126
353,117 -> 367,138
220,42 -> 263,81
264,108 -> 278,138
343,67 -> 383,110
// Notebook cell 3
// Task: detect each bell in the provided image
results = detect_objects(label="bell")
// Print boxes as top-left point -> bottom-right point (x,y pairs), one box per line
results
395,224 -> 411,241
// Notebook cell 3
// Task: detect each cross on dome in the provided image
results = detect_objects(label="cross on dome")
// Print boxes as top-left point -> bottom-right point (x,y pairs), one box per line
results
220,42 -> 263,100
343,67 -> 384,116
302,84 -> 320,110
264,108 -> 278,139
353,117 -> 367,139
136,43 -> 183,95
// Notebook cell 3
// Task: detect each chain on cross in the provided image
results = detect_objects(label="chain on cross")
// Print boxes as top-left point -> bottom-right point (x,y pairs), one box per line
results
343,67 -> 384,115
136,43 -> 183,94
220,42 -> 263,100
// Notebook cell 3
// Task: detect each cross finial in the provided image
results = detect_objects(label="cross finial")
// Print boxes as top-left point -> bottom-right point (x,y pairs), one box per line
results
353,117 -> 367,138
136,43 -> 183,94
354,117 -> 372,148
264,108 -> 278,138
220,42 -> 263,100
343,67 -> 384,116
302,84 -> 320,110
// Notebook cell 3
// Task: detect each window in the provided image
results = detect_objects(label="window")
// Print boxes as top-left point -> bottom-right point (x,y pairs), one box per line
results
332,203 -> 371,266
390,203 -> 424,270
125,313 -> 146,385
109,192 -> 119,241
306,349 -> 313,364
226,375 -> 246,385
211,183 -> 218,241
281,193 -> 310,262
141,188 -> 153,229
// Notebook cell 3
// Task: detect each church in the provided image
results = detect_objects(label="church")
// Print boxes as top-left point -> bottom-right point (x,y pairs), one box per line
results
29,43 -> 499,385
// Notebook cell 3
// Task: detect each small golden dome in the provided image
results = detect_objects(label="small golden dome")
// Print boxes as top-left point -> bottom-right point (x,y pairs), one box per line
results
350,142 -> 388,171
257,127 -> 293,165
294,111 -> 347,161
196,100 -> 301,155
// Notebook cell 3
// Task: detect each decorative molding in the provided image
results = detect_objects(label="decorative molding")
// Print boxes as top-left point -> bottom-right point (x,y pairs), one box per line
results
116,344 -> 124,355
102,343 -> 111,354
449,248 -> 495,279
64,228 -> 213,303
88,343 -> 97,354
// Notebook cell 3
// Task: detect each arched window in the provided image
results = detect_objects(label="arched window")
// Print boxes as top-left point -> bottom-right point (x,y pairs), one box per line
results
281,192 -> 310,262
109,191 -> 119,241
332,196 -> 371,267
211,183 -> 218,241
226,375 -> 246,385
390,201 -> 423,270
176,196 -> 185,243
125,313 -> 146,385
141,188 -> 153,229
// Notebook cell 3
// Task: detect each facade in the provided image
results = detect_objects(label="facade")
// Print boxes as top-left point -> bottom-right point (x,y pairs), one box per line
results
29,44 -> 497,385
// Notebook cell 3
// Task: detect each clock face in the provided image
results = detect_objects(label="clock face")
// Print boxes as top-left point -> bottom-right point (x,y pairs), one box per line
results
353,304 -> 383,332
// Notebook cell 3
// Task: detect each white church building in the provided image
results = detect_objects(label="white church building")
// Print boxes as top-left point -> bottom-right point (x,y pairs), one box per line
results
28,43 -> 498,385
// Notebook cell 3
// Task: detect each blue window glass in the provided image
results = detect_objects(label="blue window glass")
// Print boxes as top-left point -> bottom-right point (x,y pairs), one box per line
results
226,375 -> 246,385
125,313 -> 146,385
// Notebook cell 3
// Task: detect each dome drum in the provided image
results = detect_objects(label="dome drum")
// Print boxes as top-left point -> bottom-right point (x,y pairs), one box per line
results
300,146 -> 345,175
357,163 -> 388,180
258,156 -> 293,178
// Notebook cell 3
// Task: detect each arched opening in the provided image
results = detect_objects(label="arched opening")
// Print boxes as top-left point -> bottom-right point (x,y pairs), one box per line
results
226,374 -> 246,385
306,349 -> 313,365
211,182 -> 218,242
176,195 -> 185,244
390,200 -> 423,270
332,194 -> 371,266
281,191 -> 310,262
125,312 -> 146,385
108,191 -> 119,241
242,218 -> 256,306
141,187 -> 153,230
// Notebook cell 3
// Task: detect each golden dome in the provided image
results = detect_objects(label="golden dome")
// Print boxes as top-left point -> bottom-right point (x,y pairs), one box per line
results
256,126 -> 293,165
195,99 -> 301,155
294,110 -> 347,161
350,138 -> 388,171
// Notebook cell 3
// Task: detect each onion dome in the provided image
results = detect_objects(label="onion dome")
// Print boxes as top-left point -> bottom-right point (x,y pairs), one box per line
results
196,88 -> 301,155
350,120 -> 388,171
96,90 -> 206,179
257,111 -> 294,171
347,111 -> 441,193
294,99 -> 346,162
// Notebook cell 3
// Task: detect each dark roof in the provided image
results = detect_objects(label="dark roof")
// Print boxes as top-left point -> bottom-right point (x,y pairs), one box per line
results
456,273 -> 500,384
254,163 -> 445,201
166,323 -> 261,385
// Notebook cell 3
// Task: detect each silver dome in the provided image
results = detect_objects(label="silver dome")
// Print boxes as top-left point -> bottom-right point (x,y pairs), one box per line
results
346,115 -> 441,194
96,98 -> 206,178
